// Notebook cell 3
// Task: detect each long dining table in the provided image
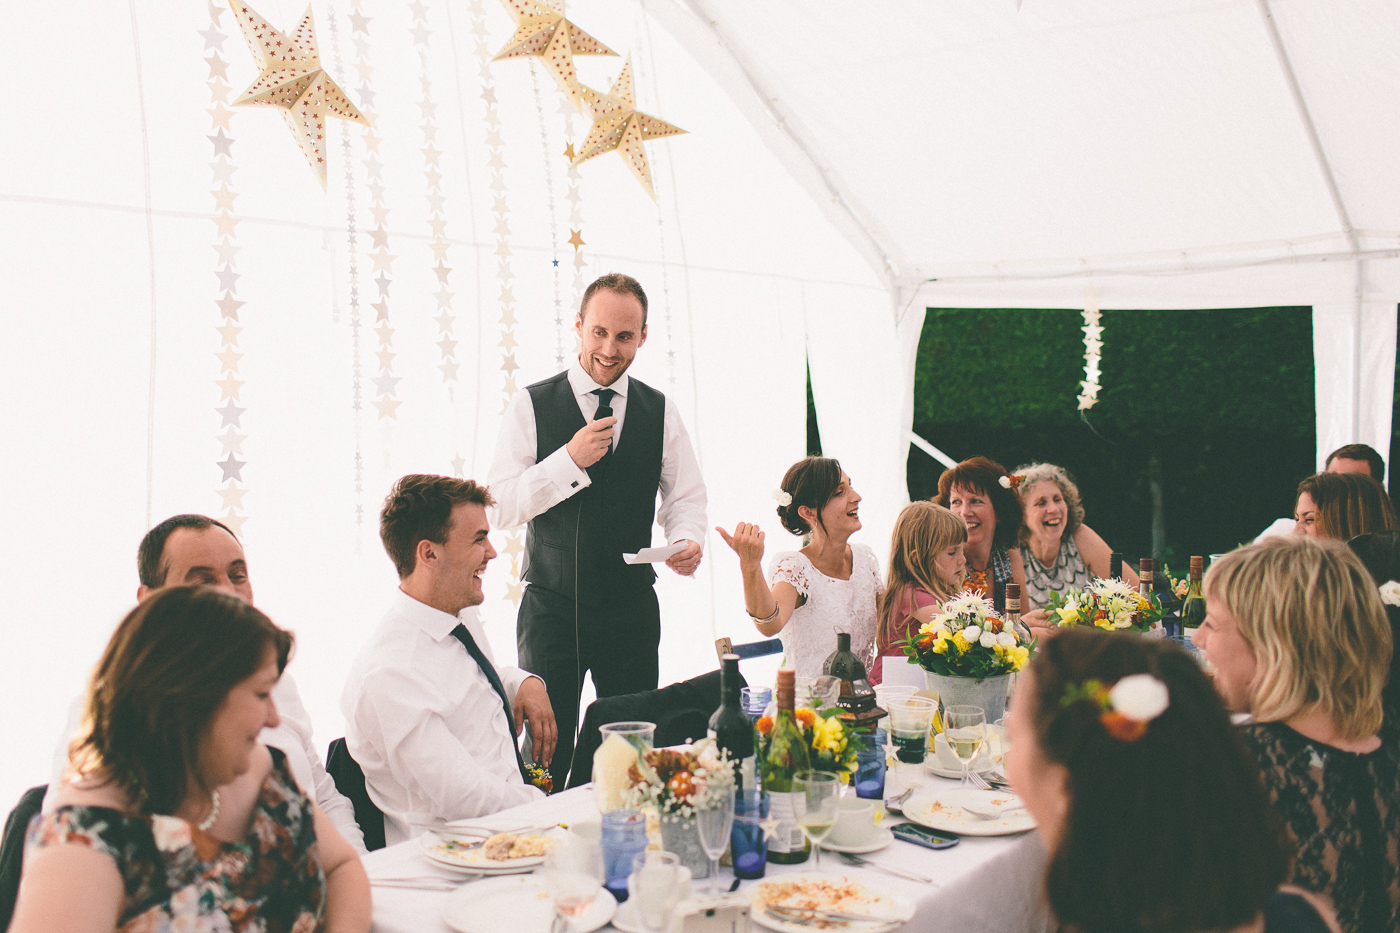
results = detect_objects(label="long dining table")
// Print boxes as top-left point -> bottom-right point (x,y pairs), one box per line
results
364,765 -> 1052,933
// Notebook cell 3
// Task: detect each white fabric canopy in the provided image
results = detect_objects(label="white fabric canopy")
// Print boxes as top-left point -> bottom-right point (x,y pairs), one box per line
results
2,0 -> 1395,810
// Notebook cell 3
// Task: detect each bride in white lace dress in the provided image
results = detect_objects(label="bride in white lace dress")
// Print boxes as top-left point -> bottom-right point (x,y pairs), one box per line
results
717,457 -> 881,679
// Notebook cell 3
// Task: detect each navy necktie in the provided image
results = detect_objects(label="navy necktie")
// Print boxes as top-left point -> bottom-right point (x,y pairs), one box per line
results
450,623 -> 529,782
592,388 -> 616,462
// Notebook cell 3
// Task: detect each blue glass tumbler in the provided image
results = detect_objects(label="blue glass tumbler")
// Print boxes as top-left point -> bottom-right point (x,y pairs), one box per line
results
730,791 -> 770,879
854,730 -> 886,799
601,809 -> 648,902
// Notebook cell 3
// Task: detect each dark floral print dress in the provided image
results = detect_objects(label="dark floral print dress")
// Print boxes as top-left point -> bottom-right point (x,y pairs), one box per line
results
25,748 -> 325,933
1240,721 -> 1399,933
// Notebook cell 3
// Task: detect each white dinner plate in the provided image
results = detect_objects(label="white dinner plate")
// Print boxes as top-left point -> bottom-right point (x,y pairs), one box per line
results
922,756 -> 996,780
819,826 -> 894,854
441,874 -> 616,933
902,786 -> 1035,836
750,872 -> 916,933
420,828 -> 563,873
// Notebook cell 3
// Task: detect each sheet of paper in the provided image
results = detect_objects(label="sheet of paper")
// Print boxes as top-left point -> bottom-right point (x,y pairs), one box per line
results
623,543 -> 687,564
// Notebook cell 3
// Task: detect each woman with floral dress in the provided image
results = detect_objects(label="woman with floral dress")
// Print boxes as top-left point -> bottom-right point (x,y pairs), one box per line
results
12,586 -> 369,933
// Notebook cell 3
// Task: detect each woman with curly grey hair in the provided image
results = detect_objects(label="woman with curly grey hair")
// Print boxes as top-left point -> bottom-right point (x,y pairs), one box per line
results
1015,462 -> 1138,611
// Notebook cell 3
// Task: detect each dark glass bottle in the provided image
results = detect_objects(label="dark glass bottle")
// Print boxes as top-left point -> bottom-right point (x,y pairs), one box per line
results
708,653 -> 755,791
1180,556 -> 1206,642
1109,552 -> 1123,581
762,669 -> 811,864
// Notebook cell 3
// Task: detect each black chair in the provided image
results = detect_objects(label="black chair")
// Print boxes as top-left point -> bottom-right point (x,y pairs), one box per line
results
1,784 -> 46,931
325,739 -> 386,851
565,669 -> 741,790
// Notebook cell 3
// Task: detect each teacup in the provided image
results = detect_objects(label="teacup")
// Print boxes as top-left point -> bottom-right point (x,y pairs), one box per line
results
932,729 -> 996,771
826,797 -> 880,847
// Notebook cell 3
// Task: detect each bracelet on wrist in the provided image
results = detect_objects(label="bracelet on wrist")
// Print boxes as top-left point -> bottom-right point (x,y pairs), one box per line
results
748,605 -> 779,625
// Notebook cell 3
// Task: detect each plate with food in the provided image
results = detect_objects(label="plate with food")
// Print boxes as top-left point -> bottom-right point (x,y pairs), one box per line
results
421,828 -> 563,873
902,786 -> 1035,837
750,873 -> 916,933
441,874 -> 616,933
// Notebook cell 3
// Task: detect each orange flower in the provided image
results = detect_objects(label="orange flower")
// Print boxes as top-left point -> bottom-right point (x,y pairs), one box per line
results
668,770 -> 696,800
1100,711 -> 1149,742
756,716 -> 774,735
795,708 -> 818,728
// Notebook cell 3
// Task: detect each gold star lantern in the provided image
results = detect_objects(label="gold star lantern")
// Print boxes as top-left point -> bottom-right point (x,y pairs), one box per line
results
227,1 -> 369,188
573,61 -> 686,199
493,0 -> 617,111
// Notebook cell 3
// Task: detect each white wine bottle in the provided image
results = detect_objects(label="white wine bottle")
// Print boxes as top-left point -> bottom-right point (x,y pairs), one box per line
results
762,669 -> 811,864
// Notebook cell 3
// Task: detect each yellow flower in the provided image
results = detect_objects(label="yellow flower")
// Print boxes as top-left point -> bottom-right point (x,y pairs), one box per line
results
932,638 -> 950,655
951,632 -> 972,652
1010,646 -> 1030,670
1055,607 -> 1080,626
813,716 -> 845,754
1095,616 -> 1114,630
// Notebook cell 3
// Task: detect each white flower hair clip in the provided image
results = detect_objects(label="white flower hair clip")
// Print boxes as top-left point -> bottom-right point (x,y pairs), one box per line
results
999,474 -> 1025,490
772,489 -> 793,508
1062,672 -> 1169,742
1380,581 -> 1400,607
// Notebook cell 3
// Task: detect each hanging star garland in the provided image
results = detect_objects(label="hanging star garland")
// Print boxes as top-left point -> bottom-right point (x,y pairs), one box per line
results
574,61 -> 685,199
226,0 -> 370,187
492,0 -> 616,110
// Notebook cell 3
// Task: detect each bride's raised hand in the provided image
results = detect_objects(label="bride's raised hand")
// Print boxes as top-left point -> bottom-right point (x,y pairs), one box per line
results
715,522 -> 765,565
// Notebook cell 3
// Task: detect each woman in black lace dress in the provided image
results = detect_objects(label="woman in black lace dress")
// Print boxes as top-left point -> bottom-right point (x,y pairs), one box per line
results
1197,536 -> 1397,933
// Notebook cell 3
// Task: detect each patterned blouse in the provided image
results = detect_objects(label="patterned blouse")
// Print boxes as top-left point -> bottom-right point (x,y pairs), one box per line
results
1019,534 -> 1094,609
964,544 -> 1013,612
1239,722 -> 1399,933
26,748 -> 326,933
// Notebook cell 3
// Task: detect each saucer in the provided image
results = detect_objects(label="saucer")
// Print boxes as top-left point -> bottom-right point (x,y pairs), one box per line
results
819,825 -> 894,854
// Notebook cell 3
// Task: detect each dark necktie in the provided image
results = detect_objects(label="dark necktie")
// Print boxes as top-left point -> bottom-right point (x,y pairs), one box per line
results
592,388 -> 616,460
450,623 -> 529,782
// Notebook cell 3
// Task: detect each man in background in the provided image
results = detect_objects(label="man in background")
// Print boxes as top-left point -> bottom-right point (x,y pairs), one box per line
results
1325,442 -> 1386,484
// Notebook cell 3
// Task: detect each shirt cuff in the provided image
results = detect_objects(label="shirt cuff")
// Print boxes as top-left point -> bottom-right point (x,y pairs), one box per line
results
542,445 -> 591,495
667,532 -> 706,553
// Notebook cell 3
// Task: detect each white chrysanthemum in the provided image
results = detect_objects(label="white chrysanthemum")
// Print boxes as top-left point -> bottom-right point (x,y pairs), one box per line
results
1109,674 -> 1170,722
997,631 -> 1016,647
1381,581 -> 1400,607
945,592 -> 993,616
1091,578 -> 1135,601
979,631 -> 998,648
962,624 -> 982,643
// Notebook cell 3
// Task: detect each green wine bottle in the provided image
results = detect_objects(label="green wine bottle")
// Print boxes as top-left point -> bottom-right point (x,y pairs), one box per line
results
763,668 -> 812,864
1180,556 -> 1206,642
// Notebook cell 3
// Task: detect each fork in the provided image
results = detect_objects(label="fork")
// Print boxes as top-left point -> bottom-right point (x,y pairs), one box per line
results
836,850 -> 934,883
966,768 -> 993,791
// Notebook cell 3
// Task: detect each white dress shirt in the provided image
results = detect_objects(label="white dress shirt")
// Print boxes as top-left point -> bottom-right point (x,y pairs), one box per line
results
46,671 -> 367,853
487,359 -> 708,546
341,588 -> 545,845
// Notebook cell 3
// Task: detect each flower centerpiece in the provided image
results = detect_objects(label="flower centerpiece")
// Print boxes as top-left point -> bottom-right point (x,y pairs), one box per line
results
903,592 -> 1033,722
1046,577 -> 1164,634
754,706 -> 859,779
622,738 -> 734,877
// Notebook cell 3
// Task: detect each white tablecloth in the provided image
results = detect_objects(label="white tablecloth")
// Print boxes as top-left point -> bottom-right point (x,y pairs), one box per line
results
364,767 -> 1051,933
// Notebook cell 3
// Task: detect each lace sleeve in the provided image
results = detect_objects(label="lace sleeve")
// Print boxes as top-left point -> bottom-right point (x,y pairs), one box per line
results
769,552 -> 811,600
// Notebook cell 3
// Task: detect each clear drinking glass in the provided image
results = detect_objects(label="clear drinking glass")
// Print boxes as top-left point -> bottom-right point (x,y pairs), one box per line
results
592,721 -> 656,813
792,770 -> 840,870
886,697 -> 937,764
943,705 -> 987,787
541,834 -> 604,931
695,784 -> 736,894
629,850 -> 685,933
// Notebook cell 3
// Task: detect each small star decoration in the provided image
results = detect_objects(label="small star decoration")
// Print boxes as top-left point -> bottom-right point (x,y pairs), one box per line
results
574,61 -> 685,199
226,1 -> 370,188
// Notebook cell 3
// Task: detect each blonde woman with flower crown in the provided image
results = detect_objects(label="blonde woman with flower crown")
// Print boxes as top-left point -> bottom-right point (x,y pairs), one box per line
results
869,502 -> 968,684
716,457 -> 881,680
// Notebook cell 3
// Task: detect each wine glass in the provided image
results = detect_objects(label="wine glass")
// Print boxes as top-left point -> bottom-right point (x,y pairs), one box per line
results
695,784 -> 736,894
943,705 -> 987,787
629,850 -> 685,933
541,834 -> 604,932
792,770 -> 840,870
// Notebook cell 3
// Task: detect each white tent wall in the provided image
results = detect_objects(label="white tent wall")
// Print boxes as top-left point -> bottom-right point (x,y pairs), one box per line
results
0,0 -> 885,810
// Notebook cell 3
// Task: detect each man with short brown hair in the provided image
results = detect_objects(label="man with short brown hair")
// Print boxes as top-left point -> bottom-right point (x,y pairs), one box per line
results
488,274 -> 708,783
1325,442 -> 1386,484
342,474 -> 556,843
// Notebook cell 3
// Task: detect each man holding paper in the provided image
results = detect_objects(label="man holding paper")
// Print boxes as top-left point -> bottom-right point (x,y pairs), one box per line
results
487,273 -> 707,782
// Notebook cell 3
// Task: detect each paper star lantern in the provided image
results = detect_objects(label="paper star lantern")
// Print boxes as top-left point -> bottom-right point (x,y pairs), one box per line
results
574,62 -> 686,199
226,1 -> 369,188
493,0 -> 616,110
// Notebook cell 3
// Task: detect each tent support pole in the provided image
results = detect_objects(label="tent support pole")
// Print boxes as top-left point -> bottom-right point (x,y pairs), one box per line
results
1256,0 -> 1363,439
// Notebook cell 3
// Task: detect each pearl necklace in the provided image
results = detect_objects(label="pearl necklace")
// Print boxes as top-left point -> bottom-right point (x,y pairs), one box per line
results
197,790 -> 220,832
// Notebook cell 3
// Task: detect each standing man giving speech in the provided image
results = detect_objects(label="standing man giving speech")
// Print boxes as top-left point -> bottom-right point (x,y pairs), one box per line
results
488,273 -> 707,782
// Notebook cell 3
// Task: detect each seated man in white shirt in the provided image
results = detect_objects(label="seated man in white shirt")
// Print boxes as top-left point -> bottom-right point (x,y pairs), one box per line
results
46,514 -> 366,852
342,474 -> 558,844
